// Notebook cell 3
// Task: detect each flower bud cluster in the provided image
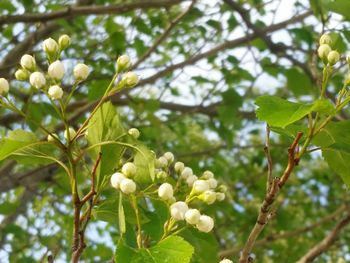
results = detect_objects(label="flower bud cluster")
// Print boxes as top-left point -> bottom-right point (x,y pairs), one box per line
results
152,152 -> 228,234
110,162 -> 137,194
317,33 -> 340,65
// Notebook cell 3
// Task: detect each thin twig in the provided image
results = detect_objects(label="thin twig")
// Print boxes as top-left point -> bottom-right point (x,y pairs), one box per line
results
264,125 -> 273,192
239,132 -> 303,263
296,212 -> 350,263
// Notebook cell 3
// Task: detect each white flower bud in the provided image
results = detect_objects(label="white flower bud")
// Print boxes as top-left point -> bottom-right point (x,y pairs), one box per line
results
74,63 -> 90,81
120,178 -> 136,194
48,85 -> 63,100
110,172 -> 126,189
218,185 -> 228,193
128,128 -> 140,139
64,127 -> 76,141
327,50 -> 340,65
121,162 -> 137,177
0,78 -> 9,96
163,152 -> 174,164
156,170 -> 168,180
207,178 -> 218,189
196,215 -> 214,233
186,174 -> 198,187
20,54 -> 36,71
48,60 -> 65,80
158,183 -> 174,200
184,209 -> 201,225
200,190 -> 216,205
202,170 -> 214,179
122,72 -> 139,87
15,69 -> 29,81
43,38 -> 59,55
192,180 -> 210,194
216,192 -> 226,201
319,34 -> 332,46
58,34 -> 71,50
29,72 -> 46,89
170,201 -> 188,221
156,156 -> 168,168
220,259 -> 233,263
318,44 -> 331,61
47,133 -> 59,143
117,55 -> 131,71
181,167 -> 193,179
174,162 -> 185,173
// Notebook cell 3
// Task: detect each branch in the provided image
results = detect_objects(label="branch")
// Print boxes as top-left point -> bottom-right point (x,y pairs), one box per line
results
218,204 -> 348,258
0,0 -> 184,25
239,132 -> 303,263
296,212 -> 350,263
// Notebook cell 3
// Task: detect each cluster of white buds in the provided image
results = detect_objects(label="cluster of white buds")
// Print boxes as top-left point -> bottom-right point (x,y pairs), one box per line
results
153,152 -> 228,234
169,201 -> 214,233
317,33 -> 340,65
110,162 -> 137,194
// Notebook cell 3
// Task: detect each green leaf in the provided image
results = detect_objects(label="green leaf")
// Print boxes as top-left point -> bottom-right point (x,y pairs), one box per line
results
133,143 -> 156,184
321,0 -> 350,19
86,102 -> 125,188
255,96 -> 335,128
313,120 -> 350,186
0,129 -> 58,164
285,67 -> 313,96
115,236 -> 194,263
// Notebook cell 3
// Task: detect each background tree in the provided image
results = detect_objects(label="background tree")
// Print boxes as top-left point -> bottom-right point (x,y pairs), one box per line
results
0,0 -> 350,262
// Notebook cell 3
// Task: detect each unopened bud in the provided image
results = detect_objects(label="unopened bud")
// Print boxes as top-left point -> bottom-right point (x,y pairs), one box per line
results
192,180 -> 210,194
117,55 -> 131,71
318,44 -> 331,62
174,162 -> 185,173
29,72 -> 46,89
158,183 -> 174,200
170,201 -> 188,221
163,152 -> 174,164
48,60 -> 65,80
120,178 -> 136,194
47,133 -> 59,143
327,50 -> 340,65
43,38 -> 59,58
15,69 -> 29,81
20,54 -> 36,71
196,215 -> 214,233
184,209 -> 201,225
319,34 -> 332,46
0,78 -> 9,96
48,85 -> 63,100
64,127 -> 76,141
216,192 -> 225,201
122,72 -> 139,87
128,128 -> 140,139
73,63 -> 90,81
58,34 -> 71,50
199,190 -> 216,204
111,172 -> 126,189
202,170 -> 214,179
181,167 -> 193,179
121,162 -> 137,177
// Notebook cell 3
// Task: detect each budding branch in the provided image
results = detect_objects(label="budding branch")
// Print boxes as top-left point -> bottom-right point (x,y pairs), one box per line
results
239,132 -> 303,263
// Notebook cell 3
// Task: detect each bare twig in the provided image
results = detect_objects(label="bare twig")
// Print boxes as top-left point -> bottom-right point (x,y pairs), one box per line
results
72,152 -> 102,262
218,204 -> 348,258
264,125 -> 273,192
296,212 -> 350,263
239,132 -> 303,263
0,0 -> 184,25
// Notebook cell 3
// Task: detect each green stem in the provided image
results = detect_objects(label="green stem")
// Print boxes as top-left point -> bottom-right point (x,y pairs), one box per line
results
130,195 -> 142,248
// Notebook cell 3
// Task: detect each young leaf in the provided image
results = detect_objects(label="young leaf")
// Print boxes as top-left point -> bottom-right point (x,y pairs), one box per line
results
255,96 -> 335,128
313,120 -> 350,187
86,102 -> 125,187
133,143 -> 156,184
